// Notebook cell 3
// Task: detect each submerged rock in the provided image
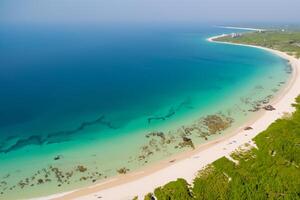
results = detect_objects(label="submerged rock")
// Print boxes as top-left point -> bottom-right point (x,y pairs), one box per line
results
244,126 -> 253,131
117,167 -> 129,174
178,137 -> 195,149
263,105 -> 276,111
202,114 -> 233,135
146,132 -> 165,140
54,155 -> 62,160
37,179 -> 44,184
248,106 -> 260,112
77,165 -> 87,172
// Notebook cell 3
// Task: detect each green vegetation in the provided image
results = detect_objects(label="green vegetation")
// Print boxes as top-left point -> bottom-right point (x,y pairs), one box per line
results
154,179 -> 194,200
142,96 -> 300,200
216,30 -> 300,58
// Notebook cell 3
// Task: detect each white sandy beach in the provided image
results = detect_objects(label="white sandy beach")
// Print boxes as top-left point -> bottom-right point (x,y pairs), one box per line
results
215,26 -> 265,31
37,33 -> 300,200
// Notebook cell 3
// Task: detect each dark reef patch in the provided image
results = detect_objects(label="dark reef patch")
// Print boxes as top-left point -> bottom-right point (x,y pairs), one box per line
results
0,163 -> 104,196
136,112 -> 234,163
46,115 -> 118,143
0,135 -> 44,154
147,99 -> 192,124
0,115 -> 118,154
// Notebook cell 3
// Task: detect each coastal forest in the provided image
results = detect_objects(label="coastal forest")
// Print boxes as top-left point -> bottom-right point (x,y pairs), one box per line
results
217,30 -> 300,58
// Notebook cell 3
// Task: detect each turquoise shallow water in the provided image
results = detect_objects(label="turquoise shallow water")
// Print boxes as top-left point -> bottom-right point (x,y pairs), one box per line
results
0,24 -> 291,199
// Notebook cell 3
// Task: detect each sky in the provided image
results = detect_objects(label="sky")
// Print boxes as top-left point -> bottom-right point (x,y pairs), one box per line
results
0,0 -> 299,25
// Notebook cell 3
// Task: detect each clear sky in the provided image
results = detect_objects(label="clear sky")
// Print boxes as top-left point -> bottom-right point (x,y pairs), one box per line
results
0,0 -> 299,25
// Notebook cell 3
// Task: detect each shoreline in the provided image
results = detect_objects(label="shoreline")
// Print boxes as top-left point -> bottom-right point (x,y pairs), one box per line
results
36,33 -> 300,200
214,26 -> 265,31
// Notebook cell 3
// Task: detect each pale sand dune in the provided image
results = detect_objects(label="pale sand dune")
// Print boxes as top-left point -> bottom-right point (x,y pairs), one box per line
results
36,34 -> 300,200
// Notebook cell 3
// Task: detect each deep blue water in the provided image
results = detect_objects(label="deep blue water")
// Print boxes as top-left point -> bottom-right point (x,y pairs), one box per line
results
0,24 -> 286,152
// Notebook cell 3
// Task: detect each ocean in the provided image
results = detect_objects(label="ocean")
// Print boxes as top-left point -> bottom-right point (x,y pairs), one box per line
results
0,24 -> 291,199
